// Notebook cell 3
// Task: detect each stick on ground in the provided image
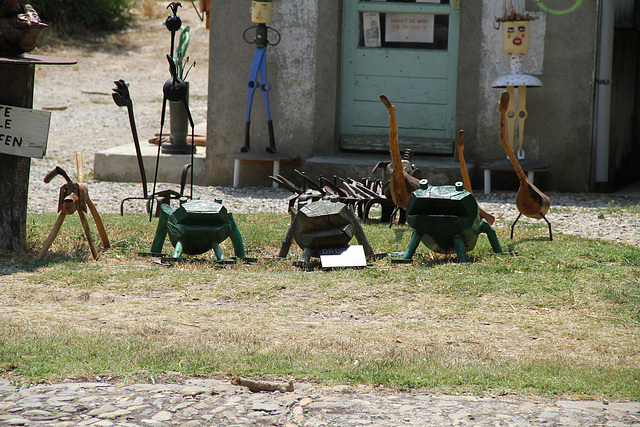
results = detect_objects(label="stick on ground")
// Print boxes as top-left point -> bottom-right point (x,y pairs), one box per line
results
231,377 -> 294,393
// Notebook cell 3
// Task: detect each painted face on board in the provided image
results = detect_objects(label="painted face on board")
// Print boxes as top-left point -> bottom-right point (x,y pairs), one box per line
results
250,1 -> 273,24
502,20 -> 530,55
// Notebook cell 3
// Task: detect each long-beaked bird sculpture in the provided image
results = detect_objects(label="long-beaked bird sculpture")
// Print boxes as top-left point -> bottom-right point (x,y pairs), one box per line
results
498,91 -> 552,241
379,94 -> 421,211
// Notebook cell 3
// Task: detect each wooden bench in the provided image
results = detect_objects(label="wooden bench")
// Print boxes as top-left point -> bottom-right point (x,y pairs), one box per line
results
230,151 -> 300,188
480,158 -> 549,194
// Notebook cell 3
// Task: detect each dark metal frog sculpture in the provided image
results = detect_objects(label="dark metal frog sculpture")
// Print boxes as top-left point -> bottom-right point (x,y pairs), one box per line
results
278,196 -> 374,267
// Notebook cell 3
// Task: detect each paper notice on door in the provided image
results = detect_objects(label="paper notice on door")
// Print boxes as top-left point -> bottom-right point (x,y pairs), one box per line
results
385,13 -> 434,43
363,12 -> 381,47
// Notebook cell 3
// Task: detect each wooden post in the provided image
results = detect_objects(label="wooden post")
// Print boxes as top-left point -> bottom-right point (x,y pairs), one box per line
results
0,55 -> 75,252
0,61 -> 34,251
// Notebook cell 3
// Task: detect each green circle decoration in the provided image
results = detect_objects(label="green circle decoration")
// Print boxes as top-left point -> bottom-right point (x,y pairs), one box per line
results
533,0 -> 583,14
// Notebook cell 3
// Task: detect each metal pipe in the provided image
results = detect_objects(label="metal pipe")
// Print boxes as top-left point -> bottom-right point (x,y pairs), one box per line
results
593,0 -> 615,185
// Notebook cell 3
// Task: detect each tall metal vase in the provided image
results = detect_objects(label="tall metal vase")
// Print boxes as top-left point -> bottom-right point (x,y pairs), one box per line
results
162,82 -> 195,154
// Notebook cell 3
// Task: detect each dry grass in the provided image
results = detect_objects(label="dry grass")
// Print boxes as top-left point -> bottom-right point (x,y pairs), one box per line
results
138,0 -> 166,19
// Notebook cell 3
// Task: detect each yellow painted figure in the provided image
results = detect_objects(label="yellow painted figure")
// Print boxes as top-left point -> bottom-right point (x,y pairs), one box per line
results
493,16 -> 541,160
251,1 -> 274,24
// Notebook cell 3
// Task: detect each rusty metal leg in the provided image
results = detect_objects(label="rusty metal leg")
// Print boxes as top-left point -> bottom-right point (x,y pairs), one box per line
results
541,213 -> 553,242
510,213 -> 522,240
36,212 -> 67,261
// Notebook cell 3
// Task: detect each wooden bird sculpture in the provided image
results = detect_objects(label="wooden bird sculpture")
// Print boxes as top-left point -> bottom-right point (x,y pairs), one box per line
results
380,94 -> 420,210
456,130 -> 496,225
498,91 -> 552,241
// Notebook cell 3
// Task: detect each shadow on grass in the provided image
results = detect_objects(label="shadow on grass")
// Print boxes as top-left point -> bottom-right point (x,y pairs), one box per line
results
0,248 -> 91,275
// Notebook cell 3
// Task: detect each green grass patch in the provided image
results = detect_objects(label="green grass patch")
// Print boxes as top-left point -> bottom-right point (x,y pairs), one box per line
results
0,211 -> 638,400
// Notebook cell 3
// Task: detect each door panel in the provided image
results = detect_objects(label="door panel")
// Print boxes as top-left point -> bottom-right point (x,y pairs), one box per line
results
354,50 -> 450,78
340,0 -> 460,155
353,76 -> 448,105
352,101 -> 448,133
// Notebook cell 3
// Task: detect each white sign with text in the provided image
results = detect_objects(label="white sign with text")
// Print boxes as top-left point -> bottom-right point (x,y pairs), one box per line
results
320,245 -> 367,268
385,13 -> 435,44
0,104 -> 51,159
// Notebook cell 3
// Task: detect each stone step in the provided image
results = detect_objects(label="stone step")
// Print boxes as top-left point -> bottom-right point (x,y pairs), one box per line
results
94,143 -> 206,185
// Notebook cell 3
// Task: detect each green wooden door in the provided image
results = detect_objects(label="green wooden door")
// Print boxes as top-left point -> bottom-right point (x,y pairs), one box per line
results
340,0 -> 460,155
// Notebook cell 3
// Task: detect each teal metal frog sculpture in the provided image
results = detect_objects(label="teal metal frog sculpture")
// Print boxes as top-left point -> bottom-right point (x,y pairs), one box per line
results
402,180 -> 502,263
150,198 -> 246,262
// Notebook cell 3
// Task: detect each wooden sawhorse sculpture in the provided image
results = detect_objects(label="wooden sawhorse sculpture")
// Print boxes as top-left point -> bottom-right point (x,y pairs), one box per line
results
37,153 -> 110,260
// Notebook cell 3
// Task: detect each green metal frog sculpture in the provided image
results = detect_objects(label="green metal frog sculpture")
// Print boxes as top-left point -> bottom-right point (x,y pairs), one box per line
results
401,180 -> 502,263
150,198 -> 246,262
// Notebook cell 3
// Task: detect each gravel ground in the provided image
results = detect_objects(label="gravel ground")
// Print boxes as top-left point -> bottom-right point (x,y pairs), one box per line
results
25,6 -> 640,247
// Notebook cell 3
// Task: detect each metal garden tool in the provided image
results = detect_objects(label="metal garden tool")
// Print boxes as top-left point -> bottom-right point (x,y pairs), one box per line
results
241,0 -> 281,153
146,2 -> 196,220
37,153 -> 110,260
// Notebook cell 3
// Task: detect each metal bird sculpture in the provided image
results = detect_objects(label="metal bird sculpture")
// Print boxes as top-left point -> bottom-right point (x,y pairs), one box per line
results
148,54 -> 195,220
380,94 -> 421,211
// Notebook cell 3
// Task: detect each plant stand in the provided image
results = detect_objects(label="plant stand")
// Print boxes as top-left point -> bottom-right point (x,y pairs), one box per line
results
0,54 -> 75,252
